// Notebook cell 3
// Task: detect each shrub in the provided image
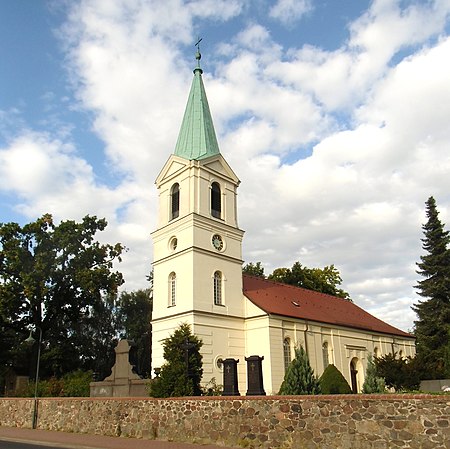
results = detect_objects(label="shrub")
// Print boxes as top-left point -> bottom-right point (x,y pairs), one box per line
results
61,370 -> 92,397
374,352 -> 420,391
148,323 -> 203,397
319,364 -> 352,394
362,354 -> 386,394
279,346 -> 321,395
15,370 -> 92,397
202,377 -> 223,396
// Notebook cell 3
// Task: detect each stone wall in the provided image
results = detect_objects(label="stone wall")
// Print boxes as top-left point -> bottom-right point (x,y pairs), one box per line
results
1,395 -> 449,449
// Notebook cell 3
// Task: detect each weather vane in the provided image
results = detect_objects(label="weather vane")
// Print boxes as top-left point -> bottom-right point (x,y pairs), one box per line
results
195,37 -> 202,51
195,37 -> 202,64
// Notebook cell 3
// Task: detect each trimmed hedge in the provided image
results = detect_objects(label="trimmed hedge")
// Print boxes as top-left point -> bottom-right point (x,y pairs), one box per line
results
319,364 -> 352,394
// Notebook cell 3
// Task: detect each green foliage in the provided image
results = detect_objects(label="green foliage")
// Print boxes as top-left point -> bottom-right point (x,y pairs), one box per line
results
362,354 -> 386,394
61,370 -> 92,397
16,370 -> 92,397
242,262 -> 265,277
268,261 -> 351,300
202,377 -> 223,396
413,196 -> 450,378
116,288 -> 152,378
374,352 -> 420,391
278,346 -> 321,395
0,214 -> 124,379
148,323 -> 203,397
319,364 -> 352,394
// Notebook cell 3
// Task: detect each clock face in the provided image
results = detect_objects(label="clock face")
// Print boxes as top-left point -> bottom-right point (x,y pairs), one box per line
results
212,234 -> 224,251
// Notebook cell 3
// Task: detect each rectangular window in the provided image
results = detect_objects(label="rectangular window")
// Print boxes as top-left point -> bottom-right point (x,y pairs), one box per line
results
169,273 -> 176,307
283,339 -> 291,372
322,343 -> 330,367
171,184 -> 179,220
214,271 -> 222,305
211,183 -> 221,219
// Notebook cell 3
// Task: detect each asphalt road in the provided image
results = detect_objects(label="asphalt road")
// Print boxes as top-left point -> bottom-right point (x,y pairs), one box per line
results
0,428 -> 235,449
0,441 -> 73,449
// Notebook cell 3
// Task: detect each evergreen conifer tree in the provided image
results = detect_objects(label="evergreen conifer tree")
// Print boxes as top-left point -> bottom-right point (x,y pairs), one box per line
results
413,196 -> 450,378
149,323 -> 203,397
278,346 -> 321,395
362,354 -> 386,394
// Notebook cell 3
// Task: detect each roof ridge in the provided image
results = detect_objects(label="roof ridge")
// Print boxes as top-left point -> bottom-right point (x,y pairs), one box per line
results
242,273 -> 350,303
242,274 -> 413,338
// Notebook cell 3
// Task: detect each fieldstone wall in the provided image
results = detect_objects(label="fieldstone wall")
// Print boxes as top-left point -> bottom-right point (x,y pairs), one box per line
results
1,395 -> 449,449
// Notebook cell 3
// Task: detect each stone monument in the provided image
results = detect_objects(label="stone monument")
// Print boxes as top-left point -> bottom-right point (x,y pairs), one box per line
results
90,339 -> 147,397
245,355 -> 266,395
222,358 -> 240,396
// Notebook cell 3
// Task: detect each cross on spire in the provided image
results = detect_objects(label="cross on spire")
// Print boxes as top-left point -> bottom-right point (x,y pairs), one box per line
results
195,37 -> 202,67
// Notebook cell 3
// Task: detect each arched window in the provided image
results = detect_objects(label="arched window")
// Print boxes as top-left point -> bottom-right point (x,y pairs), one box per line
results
322,342 -> 330,368
214,271 -> 223,305
283,338 -> 291,372
374,347 -> 380,359
171,183 -> 179,220
211,182 -> 221,218
168,272 -> 176,306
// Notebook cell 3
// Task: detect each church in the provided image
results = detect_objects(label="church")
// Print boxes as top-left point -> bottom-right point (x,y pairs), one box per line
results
150,50 -> 415,395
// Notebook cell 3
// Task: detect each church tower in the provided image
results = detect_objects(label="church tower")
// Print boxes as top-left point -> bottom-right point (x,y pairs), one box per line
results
151,50 -> 246,385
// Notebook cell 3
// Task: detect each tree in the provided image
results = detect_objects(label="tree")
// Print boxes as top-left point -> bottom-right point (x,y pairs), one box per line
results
319,364 -> 352,394
362,354 -> 386,394
75,292 -> 119,380
374,353 -> 420,391
116,288 -> 152,378
0,214 -> 124,379
268,261 -> 351,300
278,346 -> 321,395
413,196 -> 450,378
149,323 -> 203,397
242,262 -> 265,277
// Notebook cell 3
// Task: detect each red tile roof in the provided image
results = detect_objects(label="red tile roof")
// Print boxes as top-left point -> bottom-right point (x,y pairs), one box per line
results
242,274 -> 413,339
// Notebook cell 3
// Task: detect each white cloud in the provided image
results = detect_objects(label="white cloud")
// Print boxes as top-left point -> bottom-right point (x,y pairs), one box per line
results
186,0 -> 244,20
269,0 -> 313,25
218,9 -> 450,331
0,130 -> 153,291
3,0 -> 450,331
265,0 -> 450,112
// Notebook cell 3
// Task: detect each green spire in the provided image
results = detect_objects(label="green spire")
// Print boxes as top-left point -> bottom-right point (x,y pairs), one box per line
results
174,48 -> 220,160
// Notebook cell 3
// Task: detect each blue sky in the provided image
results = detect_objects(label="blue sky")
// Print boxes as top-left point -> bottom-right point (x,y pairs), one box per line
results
1,0 -> 450,332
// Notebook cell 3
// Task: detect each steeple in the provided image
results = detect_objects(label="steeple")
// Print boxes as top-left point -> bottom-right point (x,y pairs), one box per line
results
174,47 -> 220,161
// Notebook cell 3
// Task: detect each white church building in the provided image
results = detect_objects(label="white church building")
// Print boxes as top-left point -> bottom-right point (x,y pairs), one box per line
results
150,51 -> 415,395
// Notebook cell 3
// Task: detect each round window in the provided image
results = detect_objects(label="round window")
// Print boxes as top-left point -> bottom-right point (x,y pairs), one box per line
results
169,237 -> 178,251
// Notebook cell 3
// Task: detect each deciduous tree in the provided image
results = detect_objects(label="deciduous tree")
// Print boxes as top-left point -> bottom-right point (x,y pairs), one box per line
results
242,262 -> 265,277
0,214 -> 124,379
268,261 -> 351,300
116,288 -> 152,378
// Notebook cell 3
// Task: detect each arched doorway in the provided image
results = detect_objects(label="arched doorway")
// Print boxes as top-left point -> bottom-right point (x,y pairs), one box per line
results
350,357 -> 364,393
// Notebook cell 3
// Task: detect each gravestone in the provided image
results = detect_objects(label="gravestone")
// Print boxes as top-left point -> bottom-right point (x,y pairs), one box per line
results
222,358 -> 240,396
245,355 -> 266,395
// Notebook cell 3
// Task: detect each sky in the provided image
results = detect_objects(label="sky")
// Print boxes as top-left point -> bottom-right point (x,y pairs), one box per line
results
1,0 -> 450,333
